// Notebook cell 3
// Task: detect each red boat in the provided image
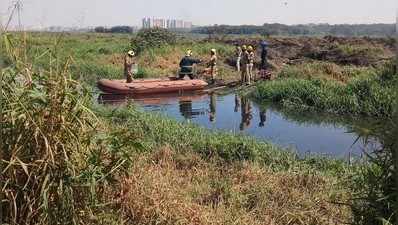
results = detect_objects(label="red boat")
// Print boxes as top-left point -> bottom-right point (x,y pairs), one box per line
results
97,78 -> 208,95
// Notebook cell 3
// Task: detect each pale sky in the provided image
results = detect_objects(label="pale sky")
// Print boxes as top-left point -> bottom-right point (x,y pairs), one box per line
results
1,0 -> 397,29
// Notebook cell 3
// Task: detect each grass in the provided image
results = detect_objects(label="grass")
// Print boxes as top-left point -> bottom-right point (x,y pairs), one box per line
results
254,61 -> 397,117
2,31 -> 396,225
134,41 -> 236,80
278,61 -> 376,83
3,32 -> 238,86
117,147 -> 351,225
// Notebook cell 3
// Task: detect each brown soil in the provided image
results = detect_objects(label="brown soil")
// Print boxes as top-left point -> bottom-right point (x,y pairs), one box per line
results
224,36 -> 396,72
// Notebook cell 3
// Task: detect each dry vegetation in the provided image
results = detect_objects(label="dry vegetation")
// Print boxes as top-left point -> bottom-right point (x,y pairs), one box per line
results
116,148 -> 351,225
1,31 -> 396,225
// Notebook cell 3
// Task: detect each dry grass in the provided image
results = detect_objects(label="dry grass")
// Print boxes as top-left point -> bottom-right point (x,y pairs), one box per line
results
117,147 -> 351,225
278,61 -> 376,83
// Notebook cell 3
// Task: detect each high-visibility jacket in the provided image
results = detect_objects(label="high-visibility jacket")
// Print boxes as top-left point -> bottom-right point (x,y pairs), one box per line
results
241,50 -> 249,65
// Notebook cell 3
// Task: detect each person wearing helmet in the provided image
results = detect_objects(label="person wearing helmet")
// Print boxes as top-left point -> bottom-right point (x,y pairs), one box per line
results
124,50 -> 136,83
179,50 -> 202,80
259,40 -> 271,80
260,41 -> 269,70
247,46 -> 255,84
235,44 -> 242,72
206,49 -> 217,84
240,45 -> 249,84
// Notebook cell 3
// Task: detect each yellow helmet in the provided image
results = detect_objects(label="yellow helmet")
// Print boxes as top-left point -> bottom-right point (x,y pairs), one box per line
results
248,46 -> 253,51
127,50 -> 135,56
210,48 -> 216,54
242,45 -> 247,50
186,49 -> 192,56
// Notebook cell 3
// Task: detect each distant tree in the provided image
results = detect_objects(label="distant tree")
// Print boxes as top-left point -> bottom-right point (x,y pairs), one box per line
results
94,26 -> 133,33
109,26 -> 133,33
131,28 -> 176,53
94,26 -> 107,33
191,23 -> 395,37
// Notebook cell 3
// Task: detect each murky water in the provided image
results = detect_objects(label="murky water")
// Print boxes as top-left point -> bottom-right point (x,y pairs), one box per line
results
99,92 -> 380,157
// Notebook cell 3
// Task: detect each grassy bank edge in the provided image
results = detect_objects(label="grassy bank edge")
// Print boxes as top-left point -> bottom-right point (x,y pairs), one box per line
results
93,103 -> 358,178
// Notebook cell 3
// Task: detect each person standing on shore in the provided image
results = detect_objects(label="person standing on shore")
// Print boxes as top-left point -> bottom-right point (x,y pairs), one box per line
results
124,50 -> 136,83
259,40 -> 271,80
206,49 -> 218,84
240,45 -> 249,84
235,45 -> 242,72
247,46 -> 255,84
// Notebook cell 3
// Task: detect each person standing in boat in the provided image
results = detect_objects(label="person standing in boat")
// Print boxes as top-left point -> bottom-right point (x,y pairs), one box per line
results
124,50 -> 136,83
179,50 -> 202,80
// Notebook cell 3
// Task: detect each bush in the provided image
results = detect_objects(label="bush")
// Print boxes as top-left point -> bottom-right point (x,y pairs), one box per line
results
255,61 -> 397,117
0,33 -> 138,225
131,28 -> 177,54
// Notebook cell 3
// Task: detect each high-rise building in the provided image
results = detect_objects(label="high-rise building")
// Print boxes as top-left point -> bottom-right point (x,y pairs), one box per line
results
142,18 -> 151,28
176,20 -> 184,28
142,18 -> 192,29
184,22 -> 192,29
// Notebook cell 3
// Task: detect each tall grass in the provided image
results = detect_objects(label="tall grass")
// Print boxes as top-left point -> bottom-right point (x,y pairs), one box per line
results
254,61 -> 397,117
2,31 -> 392,224
0,32 -> 138,225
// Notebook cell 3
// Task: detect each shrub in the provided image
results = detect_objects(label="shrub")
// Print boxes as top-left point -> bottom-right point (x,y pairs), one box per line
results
255,61 -> 397,117
131,28 -> 177,54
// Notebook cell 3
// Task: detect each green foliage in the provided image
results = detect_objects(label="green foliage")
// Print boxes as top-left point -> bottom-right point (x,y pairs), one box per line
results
192,23 -> 396,37
0,32 -> 139,225
255,62 -> 397,117
95,105 -> 350,176
131,28 -> 177,54
278,61 -> 376,82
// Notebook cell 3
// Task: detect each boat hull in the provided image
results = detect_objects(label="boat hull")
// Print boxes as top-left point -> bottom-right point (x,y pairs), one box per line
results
97,78 -> 208,95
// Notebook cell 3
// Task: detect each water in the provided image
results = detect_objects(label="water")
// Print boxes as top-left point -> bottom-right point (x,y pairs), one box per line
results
99,92 -> 380,157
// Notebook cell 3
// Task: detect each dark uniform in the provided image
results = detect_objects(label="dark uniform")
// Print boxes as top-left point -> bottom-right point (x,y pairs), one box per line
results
179,56 -> 201,80
260,47 -> 268,70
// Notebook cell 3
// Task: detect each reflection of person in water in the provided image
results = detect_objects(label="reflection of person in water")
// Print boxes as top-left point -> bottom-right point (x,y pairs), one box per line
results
234,94 -> 240,112
259,109 -> 266,127
179,100 -> 202,120
239,96 -> 252,131
209,93 -> 217,122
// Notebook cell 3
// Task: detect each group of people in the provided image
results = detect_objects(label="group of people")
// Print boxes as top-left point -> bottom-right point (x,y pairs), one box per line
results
235,40 -> 269,85
123,40 -> 269,85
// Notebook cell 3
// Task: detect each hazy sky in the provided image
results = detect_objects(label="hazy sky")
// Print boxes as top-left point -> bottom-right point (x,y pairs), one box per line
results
1,0 -> 397,28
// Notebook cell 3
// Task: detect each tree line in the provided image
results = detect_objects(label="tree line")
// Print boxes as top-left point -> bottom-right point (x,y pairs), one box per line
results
191,23 -> 396,37
94,26 -> 134,33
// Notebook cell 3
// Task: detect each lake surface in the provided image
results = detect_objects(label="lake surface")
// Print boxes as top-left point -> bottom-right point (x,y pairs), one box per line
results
99,92 -> 380,158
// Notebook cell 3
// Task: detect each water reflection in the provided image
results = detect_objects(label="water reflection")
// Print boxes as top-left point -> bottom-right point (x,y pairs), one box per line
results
239,96 -> 253,131
259,109 -> 266,127
234,94 -> 266,130
98,92 -> 382,157
209,93 -> 217,122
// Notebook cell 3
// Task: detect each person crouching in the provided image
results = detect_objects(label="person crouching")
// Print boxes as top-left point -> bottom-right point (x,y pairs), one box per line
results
179,50 -> 202,80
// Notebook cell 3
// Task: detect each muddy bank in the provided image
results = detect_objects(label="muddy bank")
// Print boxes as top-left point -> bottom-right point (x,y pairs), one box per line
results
221,36 -> 396,71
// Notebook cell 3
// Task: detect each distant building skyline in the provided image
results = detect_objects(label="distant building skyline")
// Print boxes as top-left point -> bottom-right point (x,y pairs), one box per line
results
1,0 -> 396,29
142,17 -> 193,29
